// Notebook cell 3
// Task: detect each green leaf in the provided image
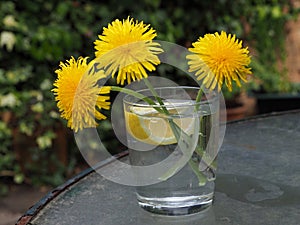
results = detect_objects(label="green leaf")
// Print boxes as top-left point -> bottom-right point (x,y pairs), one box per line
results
14,173 -> 25,184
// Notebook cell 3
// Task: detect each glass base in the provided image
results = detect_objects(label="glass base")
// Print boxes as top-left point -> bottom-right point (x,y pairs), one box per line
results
137,193 -> 214,216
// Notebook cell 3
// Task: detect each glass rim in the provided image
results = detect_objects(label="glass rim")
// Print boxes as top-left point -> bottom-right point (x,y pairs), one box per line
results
123,86 -> 218,108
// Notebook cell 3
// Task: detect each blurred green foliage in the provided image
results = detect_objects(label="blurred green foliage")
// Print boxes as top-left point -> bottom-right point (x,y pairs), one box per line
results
0,0 -> 299,192
246,0 -> 300,93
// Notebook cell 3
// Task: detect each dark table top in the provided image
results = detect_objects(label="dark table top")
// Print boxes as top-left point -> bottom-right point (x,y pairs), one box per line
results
17,110 -> 300,225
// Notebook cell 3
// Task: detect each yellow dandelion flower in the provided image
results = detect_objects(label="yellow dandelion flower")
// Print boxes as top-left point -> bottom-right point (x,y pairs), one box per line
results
52,56 -> 111,132
187,31 -> 252,92
94,16 -> 163,85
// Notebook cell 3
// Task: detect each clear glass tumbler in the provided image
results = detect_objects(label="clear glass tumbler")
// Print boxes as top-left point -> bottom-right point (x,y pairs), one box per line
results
123,86 -> 219,216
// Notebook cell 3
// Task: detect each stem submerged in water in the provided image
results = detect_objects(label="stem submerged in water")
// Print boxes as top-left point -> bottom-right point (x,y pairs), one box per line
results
115,82 -> 214,186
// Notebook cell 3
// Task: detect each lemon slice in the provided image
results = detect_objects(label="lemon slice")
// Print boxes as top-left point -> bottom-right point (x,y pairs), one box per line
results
124,106 -> 195,145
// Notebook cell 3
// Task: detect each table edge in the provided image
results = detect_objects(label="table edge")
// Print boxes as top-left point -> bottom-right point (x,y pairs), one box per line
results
226,109 -> 300,124
15,151 -> 128,225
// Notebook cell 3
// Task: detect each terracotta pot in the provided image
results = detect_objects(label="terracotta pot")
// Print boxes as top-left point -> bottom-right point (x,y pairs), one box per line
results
225,94 -> 249,121
226,103 -> 248,121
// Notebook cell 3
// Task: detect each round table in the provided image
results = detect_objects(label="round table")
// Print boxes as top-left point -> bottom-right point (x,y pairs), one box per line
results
17,110 -> 300,225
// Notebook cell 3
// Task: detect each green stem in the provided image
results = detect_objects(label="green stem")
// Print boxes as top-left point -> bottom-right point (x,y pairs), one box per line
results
195,83 -> 205,111
112,82 -> 212,185
111,86 -> 154,104
143,79 -> 169,115
143,81 -> 200,182
142,80 -> 191,152
196,86 -> 204,103
110,86 -> 164,114
159,84 -> 215,185
188,159 -> 207,186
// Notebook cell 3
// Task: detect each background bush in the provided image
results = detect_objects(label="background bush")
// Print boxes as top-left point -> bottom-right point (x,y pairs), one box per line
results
0,0 -> 298,193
